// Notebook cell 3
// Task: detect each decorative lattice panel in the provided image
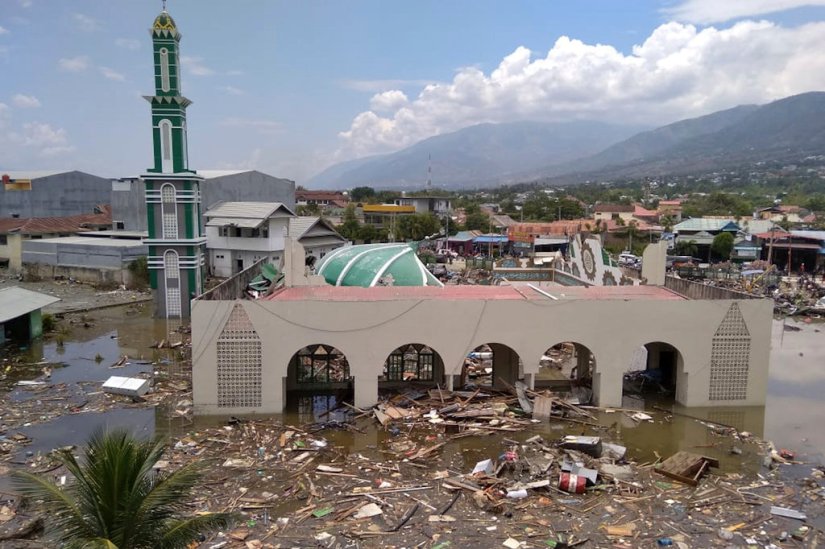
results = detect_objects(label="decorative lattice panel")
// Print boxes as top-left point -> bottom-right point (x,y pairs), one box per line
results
217,304 -> 262,407
709,303 -> 751,401
165,287 -> 181,317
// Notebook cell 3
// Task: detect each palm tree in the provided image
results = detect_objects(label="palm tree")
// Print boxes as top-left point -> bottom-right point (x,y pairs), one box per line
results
13,429 -> 232,549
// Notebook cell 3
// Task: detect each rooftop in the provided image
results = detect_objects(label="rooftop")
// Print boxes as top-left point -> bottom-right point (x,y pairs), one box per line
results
204,202 -> 295,220
673,218 -> 740,233
0,286 -> 61,324
268,284 -> 684,302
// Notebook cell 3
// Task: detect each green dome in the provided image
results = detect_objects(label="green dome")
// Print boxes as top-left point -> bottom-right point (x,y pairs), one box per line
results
153,11 -> 177,31
316,244 -> 444,287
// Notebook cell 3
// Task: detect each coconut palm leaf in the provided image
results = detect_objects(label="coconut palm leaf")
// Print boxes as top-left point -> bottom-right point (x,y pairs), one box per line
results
13,428 -> 233,549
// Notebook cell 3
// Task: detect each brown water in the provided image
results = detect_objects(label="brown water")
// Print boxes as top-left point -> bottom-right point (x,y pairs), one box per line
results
2,307 -> 823,484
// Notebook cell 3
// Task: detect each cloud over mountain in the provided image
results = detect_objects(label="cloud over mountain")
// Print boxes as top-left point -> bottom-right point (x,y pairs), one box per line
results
337,20 -> 825,160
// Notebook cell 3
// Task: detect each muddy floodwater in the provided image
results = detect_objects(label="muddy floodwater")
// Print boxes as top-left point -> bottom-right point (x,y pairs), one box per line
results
1,305 -> 822,472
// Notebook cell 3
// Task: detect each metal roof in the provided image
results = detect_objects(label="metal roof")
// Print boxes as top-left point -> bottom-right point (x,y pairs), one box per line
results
203,202 -> 295,220
0,286 -> 61,324
1,170 -> 75,180
288,216 -> 320,239
791,230 -> 825,241
673,218 -> 740,233
315,243 -> 443,287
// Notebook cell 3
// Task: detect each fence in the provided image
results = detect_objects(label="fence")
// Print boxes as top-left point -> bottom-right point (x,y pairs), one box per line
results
664,276 -> 757,300
197,258 -> 267,301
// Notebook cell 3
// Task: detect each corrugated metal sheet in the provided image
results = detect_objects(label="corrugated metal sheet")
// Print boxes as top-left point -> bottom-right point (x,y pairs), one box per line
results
674,218 -> 740,233
203,202 -> 294,220
0,287 -> 61,324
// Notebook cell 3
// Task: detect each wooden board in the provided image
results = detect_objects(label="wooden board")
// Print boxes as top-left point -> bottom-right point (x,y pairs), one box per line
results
654,451 -> 719,486
532,396 -> 554,420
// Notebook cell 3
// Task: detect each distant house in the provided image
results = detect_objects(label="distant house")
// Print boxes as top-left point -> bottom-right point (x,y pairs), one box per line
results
0,206 -> 112,271
296,190 -> 349,209
755,205 -> 807,224
204,202 -> 296,277
632,204 -> 659,224
287,216 -> 347,262
657,200 -> 683,223
672,218 -> 741,259
594,204 -> 634,222
393,196 -> 451,216
360,204 -> 417,235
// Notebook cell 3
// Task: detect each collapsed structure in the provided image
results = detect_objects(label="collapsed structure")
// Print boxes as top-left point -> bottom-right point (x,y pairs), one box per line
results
191,239 -> 772,415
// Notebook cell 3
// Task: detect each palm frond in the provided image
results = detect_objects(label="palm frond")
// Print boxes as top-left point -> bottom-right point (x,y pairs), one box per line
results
159,513 -> 235,549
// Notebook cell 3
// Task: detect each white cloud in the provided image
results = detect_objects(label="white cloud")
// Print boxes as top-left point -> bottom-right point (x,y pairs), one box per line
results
220,85 -> 245,96
339,20 -> 825,158
22,122 -> 68,146
19,0 -> 32,7
370,90 -> 409,113
12,94 -> 40,108
115,38 -> 140,51
58,55 -> 90,72
181,55 -> 215,76
0,26 -> 8,35
99,66 -> 125,82
666,0 -> 825,24
73,13 -> 100,32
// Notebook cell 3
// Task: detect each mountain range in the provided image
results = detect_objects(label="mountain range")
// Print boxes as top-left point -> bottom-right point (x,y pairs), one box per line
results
309,91 -> 825,190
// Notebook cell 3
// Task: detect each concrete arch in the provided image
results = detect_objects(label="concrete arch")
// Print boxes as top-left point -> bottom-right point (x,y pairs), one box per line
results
536,341 -> 597,392
466,342 -> 523,390
380,343 -> 445,386
633,341 -> 688,405
286,344 -> 353,392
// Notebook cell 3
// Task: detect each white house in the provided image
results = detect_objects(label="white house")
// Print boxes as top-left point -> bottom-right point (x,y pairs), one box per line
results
288,216 -> 348,262
204,202 -> 347,278
204,202 -> 295,277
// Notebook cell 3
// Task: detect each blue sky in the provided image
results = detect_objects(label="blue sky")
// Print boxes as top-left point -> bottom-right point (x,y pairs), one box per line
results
2,0 -> 825,182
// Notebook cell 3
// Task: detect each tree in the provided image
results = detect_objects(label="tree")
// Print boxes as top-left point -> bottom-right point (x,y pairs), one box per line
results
396,213 -> 441,241
296,204 -> 320,216
711,232 -> 734,260
13,429 -> 232,549
660,215 -> 675,233
337,204 -> 361,241
674,239 -> 698,257
464,204 -> 490,231
349,186 -> 375,203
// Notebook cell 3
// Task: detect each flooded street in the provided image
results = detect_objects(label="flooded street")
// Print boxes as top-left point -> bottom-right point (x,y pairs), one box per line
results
2,304 -> 824,547
2,306 -> 823,471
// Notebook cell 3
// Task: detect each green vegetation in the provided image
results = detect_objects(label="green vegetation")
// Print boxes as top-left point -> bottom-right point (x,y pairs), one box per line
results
711,232 -> 735,260
127,257 -> 150,290
13,429 -> 232,548
42,313 -> 56,333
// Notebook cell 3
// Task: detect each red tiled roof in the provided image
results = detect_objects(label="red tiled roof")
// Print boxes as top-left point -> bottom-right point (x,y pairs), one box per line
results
594,204 -> 634,213
0,206 -> 111,235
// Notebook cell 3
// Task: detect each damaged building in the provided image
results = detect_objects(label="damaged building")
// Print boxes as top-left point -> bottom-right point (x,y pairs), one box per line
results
191,240 -> 772,415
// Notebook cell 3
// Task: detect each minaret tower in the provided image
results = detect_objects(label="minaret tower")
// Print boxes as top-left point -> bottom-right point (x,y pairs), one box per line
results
141,4 -> 205,318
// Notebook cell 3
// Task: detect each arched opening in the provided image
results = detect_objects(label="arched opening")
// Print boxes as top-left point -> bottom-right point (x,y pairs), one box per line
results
622,342 -> 685,408
159,48 -> 171,92
286,344 -> 353,420
535,342 -> 596,404
159,119 -> 173,173
163,249 -> 181,318
160,183 -> 178,239
463,343 -> 523,390
379,344 -> 444,387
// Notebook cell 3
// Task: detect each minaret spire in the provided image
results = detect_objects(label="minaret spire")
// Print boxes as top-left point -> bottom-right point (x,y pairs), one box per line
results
162,0 -> 167,11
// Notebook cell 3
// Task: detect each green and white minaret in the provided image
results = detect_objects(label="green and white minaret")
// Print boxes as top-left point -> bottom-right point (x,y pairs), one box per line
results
142,5 -> 205,319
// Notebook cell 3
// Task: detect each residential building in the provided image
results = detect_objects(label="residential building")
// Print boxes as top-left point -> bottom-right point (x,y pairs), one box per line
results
755,205 -> 807,224
393,196 -> 451,216
360,204 -> 416,238
204,202 -> 295,278
657,200 -> 683,223
594,204 -> 634,222
0,207 -> 112,271
296,190 -> 349,209
672,218 -> 741,260
287,216 -> 347,260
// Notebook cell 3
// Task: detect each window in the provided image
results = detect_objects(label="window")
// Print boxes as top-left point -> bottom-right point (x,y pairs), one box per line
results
384,345 -> 435,381
161,184 -> 178,239
115,221 -> 125,230
159,119 -> 173,172
159,48 -> 170,92
296,345 -> 350,383
0,235 -> 6,245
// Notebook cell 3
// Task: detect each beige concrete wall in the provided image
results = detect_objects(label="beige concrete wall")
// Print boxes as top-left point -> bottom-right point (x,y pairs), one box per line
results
192,295 -> 773,415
